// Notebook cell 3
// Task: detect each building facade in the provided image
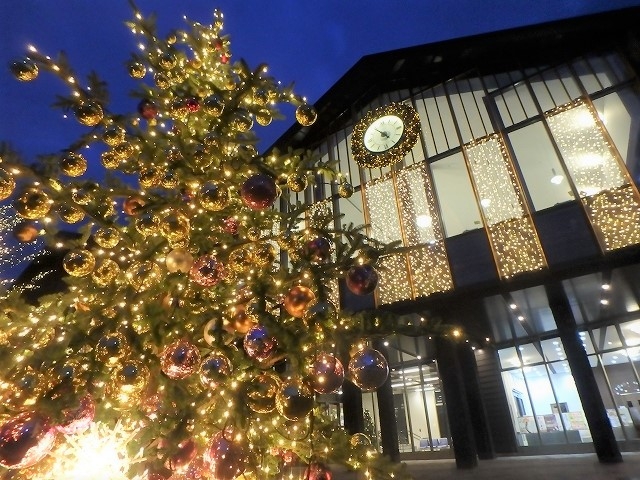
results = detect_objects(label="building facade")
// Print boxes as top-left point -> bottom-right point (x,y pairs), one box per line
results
274,7 -> 640,466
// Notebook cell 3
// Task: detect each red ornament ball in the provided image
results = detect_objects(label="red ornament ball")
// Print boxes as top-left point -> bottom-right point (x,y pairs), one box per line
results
190,255 -> 225,287
304,462 -> 333,480
223,217 -> 239,235
185,97 -> 200,112
240,174 -> 278,210
303,236 -> 332,264
345,264 -> 379,295
203,431 -> 246,480
56,394 -> 95,435
137,98 -> 158,120
0,412 -> 56,469
13,222 -> 38,243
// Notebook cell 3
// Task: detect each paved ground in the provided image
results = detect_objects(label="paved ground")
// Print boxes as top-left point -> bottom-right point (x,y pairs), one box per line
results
333,452 -> 640,480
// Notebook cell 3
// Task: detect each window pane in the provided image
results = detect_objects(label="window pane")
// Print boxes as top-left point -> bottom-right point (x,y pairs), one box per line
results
592,326 -> 624,351
430,153 -> 482,237
499,347 -> 520,369
509,122 -> 575,210
541,338 -> 567,363
519,342 -> 544,365
600,349 -> 640,440
502,368 -> 539,446
522,365 -> 567,445
547,361 -> 591,444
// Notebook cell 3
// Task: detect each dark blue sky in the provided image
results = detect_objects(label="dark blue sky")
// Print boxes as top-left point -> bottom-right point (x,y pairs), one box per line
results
2,0 -> 640,159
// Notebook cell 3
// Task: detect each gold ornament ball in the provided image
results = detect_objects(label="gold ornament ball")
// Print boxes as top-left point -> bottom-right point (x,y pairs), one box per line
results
287,174 -> 307,193
160,211 -> 191,243
228,247 -> 254,274
170,99 -> 189,119
93,227 -> 120,248
202,94 -> 225,116
252,88 -> 270,106
13,222 -> 39,243
166,249 -> 194,273
10,58 -> 39,81
158,52 -> 177,69
255,109 -> 272,127
106,360 -> 149,405
63,249 -> 96,277
71,183 -> 98,205
100,150 -> 120,169
102,126 -> 126,146
231,110 -> 253,132
60,152 -> 87,177
338,182 -> 354,198
295,103 -> 317,127
275,377 -> 314,421
128,61 -> 146,79
95,332 -> 130,365
224,303 -> 257,335
162,170 -> 179,189
154,72 -> 171,89
126,260 -> 162,291
57,204 -> 85,224
92,259 -> 120,287
283,286 -> 316,318
74,100 -> 104,126
245,372 -> 280,413
0,169 -> 16,201
113,141 -> 135,160
199,182 -> 230,211
135,213 -> 160,236
350,433 -> 372,447
139,168 -> 162,189
252,243 -> 276,268
14,189 -> 51,219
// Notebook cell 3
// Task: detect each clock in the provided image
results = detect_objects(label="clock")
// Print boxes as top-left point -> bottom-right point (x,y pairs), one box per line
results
351,102 -> 420,168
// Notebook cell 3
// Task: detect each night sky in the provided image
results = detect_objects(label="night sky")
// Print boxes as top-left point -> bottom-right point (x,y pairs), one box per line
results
2,0 -> 640,160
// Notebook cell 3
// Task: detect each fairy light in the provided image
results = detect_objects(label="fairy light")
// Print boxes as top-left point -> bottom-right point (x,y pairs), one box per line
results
465,135 -> 545,278
547,100 -> 640,251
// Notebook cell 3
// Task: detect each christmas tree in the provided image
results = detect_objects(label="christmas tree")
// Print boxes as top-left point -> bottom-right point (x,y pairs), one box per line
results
0,5 -> 445,479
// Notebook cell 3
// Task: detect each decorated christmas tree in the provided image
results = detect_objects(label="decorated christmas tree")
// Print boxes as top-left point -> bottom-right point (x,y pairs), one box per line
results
0,5 -> 445,479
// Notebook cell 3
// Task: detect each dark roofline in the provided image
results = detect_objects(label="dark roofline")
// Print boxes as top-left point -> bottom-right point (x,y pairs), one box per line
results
271,6 -> 640,151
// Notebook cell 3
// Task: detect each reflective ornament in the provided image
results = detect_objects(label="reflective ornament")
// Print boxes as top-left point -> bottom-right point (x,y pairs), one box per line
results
304,462 -> 333,480
283,285 -> 315,318
135,212 -> 159,236
57,394 -> 95,435
10,58 -> 38,81
0,412 -> 55,469
348,348 -> 389,391
57,204 -> 84,223
63,249 -> 96,277
350,432 -> 372,447
14,189 -> 51,219
202,94 -> 225,116
138,98 -> 158,120
139,168 -> 162,189
166,249 -> 194,273
338,182 -> 354,198
287,174 -> 307,192
199,351 -> 232,389
92,258 -> 120,287
128,61 -> 146,78
252,242 -> 276,268
71,183 -> 98,205
275,377 -> 314,421
13,222 -> 38,243
107,360 -> 149,405
161,340 -> 201,380
74,101 -> 103,126
160,211 -> 190,243
190,255 -> 225,287
203,431 -> 246,480
203,317 -> 223,346
252,88 -> 269,106
170,98 -> 189,119
186,97 -> 200,112
309,353 -> 344,394
95,332 -> 129,365
102,125 -> 126,146
123,195 -> 146,215
295,103 -> 317,126
203,131 -> 220,147
231,110 -> 253,132
0,169 -> 15,200
303,300 -> 338,324
276,231 -> 297,251
100,150 -> 120,169
93,227 -> 120,248
240,174 -> 278,210
224,303 -> 256,335
6,367 -> 46,407
255,109 -> 272,126
245,372 -> 279,413
125,260 -> 162,291
228,247 -> 253,274
154,72 -> 171,89
303,236 -> 332,264
158,52 -> 177,69
199,183 -> 230,211
113,141 -> 135,160
60,152 -> 87,177
246,227 -> 261,241
223,217 -> 239,235
243,325 -> 277,362
346,265 -> 379,295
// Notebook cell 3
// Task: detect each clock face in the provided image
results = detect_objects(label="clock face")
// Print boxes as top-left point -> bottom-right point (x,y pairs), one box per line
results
363,115 -> 405,153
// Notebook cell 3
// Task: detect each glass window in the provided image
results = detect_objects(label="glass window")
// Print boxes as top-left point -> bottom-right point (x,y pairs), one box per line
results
541,338 -> 567,363
508,122 -> 575,210
572,58 -> 603,95
529,74 -> 556,113
430,153 -> 482,237
337,189 -> 364,231
519,342 -> 544,365
499,347 -> 520,369
592,325 -> 624,351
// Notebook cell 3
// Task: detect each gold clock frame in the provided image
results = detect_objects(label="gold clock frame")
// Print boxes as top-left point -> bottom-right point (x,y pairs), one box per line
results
351,102 -> 421,169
